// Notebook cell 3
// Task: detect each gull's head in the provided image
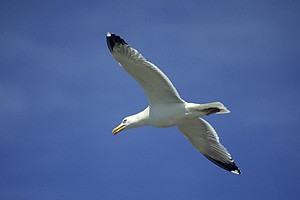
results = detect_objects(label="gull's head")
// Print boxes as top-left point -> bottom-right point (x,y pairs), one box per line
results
112,109 -> 149,135
112,116 -> 140,135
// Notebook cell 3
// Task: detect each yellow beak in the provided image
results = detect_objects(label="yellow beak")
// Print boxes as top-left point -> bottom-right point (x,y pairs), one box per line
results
112,124 -> 125,135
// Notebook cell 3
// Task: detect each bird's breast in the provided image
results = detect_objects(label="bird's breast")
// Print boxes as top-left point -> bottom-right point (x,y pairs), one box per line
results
148,104 -> 189,128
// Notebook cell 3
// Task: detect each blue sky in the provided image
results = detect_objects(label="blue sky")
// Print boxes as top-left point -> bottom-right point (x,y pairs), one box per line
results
1,0 -> 300,199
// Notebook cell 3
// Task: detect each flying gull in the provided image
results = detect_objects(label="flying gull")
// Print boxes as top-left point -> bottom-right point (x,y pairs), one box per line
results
106,32 -> 241,174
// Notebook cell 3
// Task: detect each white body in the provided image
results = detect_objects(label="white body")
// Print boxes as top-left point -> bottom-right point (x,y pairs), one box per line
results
134,102 -> 227,128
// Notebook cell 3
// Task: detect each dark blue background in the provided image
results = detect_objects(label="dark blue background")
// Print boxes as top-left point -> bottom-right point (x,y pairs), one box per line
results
1,0 -> 299,199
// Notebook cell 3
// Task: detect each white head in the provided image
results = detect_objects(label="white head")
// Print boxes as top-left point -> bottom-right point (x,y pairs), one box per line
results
112,114 -> 146,135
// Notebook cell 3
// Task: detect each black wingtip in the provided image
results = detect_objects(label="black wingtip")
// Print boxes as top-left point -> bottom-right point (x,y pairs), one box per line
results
204,155 -> 242,175
106,32 -> 128,52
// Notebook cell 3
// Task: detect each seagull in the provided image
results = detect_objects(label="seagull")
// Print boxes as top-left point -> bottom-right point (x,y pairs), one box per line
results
106,32 -> 241,174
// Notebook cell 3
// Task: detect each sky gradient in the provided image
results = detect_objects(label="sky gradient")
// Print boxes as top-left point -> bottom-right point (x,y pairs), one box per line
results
1,0 -> 300,199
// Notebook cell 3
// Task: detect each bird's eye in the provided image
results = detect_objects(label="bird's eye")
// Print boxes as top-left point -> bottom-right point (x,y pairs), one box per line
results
122,119 -> 127,123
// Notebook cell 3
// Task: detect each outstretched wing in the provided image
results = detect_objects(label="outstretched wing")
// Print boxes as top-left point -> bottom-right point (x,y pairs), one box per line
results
178,118 -> 241,174
106,32 -> 184,105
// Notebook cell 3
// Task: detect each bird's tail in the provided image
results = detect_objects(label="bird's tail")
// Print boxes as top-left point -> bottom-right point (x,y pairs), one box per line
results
198,102 -> 230,115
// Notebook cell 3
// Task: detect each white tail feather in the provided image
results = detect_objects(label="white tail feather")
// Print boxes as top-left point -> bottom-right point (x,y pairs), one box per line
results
199,102 -> 230,114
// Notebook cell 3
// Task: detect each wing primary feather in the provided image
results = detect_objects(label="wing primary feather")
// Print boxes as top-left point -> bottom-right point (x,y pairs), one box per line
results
106,32 -> 128,52
204,155 -> 241,174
